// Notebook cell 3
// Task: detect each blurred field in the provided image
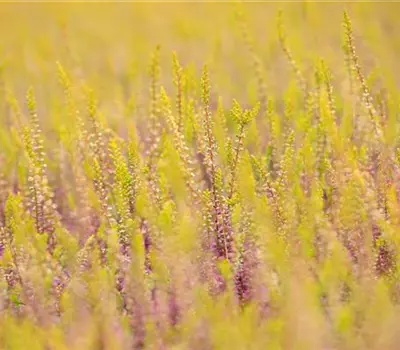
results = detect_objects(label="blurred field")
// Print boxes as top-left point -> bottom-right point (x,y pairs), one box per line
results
0,3 -> 399,98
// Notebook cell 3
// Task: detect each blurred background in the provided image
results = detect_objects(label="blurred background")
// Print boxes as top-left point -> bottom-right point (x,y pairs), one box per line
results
0,2 -> 400,97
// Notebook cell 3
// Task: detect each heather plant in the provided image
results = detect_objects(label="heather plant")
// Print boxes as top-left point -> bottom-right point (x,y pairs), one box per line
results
1,3 -> 400,350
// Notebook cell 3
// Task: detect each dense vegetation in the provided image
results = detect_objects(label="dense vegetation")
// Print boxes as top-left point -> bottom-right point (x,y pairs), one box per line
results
1,3 -> 400,349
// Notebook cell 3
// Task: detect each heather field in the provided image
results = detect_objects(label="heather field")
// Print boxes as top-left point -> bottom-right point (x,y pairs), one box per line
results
1,2 -> 400,349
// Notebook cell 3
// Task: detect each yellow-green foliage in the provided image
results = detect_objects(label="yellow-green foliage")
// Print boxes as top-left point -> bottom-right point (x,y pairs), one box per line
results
0,3 -> 400,350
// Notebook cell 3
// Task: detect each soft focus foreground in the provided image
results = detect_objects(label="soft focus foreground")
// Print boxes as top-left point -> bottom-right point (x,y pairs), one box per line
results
1,3 -> 400,350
